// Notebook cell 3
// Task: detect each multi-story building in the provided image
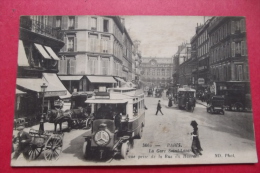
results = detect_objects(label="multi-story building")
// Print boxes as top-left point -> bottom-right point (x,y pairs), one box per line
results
172,43 -> 191,86
141,57 -> 173,87
190,19 -> 211,90
208,17 -> 248,82
16,16 -> 68,119
57,16 -> 134,92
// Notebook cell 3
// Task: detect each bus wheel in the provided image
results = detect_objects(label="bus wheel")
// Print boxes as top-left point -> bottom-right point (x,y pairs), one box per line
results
121,142 -> 129,159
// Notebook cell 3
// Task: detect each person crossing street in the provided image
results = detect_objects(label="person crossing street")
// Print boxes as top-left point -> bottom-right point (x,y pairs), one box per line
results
155,100 -> 164,115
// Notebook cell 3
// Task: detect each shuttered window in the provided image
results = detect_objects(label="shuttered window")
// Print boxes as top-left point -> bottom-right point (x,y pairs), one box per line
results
102,58 -> 109,75
231,42 -> 235,57
91,17 -> 97,30
89,34 -> 98,52
241,18 -> 246,32
241,41 -> 245,56
231,21 -> 235,34
88,57 -> 98,74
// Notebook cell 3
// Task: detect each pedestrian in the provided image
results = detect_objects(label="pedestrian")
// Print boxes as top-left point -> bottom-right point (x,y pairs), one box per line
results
155,100 -> 164,115
12,124 -> 32,160
168,94 -> 173,107
190,120 -> 203,157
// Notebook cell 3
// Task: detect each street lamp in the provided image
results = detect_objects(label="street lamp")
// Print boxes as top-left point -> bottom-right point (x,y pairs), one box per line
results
39,83 -> 47,134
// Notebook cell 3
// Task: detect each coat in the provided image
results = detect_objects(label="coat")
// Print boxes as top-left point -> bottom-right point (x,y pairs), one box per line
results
14,131 -> 31,152
157,103 -> 162,110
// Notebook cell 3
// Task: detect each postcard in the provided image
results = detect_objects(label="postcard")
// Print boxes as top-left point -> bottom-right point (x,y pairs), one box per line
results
11,15 -> 257,166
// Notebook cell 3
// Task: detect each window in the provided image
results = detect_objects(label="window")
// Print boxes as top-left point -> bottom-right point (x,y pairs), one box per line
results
236,42 -> 241,54
88,57 -> 98,74
91,17 -> 97,30
67,58 -> 76,74
89,34 -> 98,52
236,21 -> 240,31
56,16 -> 61,27
162,69 -> 165,76
231,42 -> 235,57
102,58 -> 109,75
68,16 -> 75,29
241,18 -> 246,32
101,35 -> 110,53
236,65 -> 243,81
231,21 -> 235,34
241,41 -> 246,56
103,19 -> 109,32
67,37 -> 74,52
157,69 -> 160,76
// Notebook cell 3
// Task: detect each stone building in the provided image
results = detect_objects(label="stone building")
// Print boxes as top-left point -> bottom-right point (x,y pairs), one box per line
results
141,57 -> 173,87
208,17 -> 248,82
57,16 -> 134,92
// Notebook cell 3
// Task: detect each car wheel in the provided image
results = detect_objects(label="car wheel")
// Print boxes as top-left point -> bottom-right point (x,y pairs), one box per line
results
121,142 -> 129,159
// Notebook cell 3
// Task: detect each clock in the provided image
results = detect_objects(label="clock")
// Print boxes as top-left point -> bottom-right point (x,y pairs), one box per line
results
151,61 -> 155,66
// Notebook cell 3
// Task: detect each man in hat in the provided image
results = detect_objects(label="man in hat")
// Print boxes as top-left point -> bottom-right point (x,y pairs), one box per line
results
12,124 -> 31,160
155,100 -> 164,115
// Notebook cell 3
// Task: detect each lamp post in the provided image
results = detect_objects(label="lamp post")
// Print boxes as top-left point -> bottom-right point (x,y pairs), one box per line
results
39,83 -> 47,134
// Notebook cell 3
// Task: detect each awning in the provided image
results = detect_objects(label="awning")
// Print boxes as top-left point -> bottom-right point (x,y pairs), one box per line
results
44,46 -> 60,60
18,40 -> 30,66
16,89 -> 26,95
16,74 -> 71,98
85,99 -> 128,104
34,43 -> 51,59
59,76 -> 83,81
87,76 -> 117,83
115,77 -> 126,83
43,73 -> 71,98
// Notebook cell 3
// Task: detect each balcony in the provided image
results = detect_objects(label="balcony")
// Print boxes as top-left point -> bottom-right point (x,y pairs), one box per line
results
20,17 -> 64,41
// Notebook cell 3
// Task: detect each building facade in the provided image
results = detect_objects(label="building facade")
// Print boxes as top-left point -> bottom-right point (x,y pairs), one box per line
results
208,17 -> 248,82
141,57 -> 173,87
57,16 -> 134,93
172,43 -> 191,86
16,16 -> 68,119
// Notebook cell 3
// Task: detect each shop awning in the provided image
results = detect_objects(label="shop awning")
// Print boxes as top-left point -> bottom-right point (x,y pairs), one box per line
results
59,76 -> 83,81
44,46 -> 60,60
18,40 -> 30,66
43,73 -> 71,98
87,76 -> 117,83
34,43 -> 51,59
115,77 -> 126,83
85,99 -> 128,104
16,74 -> 71,98
16,89 -> 26,94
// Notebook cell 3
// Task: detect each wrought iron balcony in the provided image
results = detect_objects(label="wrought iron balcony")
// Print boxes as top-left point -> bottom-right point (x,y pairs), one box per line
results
20,17 -> 64,41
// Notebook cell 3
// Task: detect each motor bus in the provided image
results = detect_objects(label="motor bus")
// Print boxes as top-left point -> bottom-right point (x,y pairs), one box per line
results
82,87 -> 146,160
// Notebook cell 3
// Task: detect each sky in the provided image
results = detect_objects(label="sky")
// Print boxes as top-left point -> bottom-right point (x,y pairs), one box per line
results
123,16 -> 209,58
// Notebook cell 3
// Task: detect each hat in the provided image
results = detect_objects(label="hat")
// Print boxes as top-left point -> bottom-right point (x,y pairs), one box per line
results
190,120 -> 198,127
17,124 -> 25,130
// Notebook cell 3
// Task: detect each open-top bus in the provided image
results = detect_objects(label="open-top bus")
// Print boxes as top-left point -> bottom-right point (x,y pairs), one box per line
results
83,87 -> 145,160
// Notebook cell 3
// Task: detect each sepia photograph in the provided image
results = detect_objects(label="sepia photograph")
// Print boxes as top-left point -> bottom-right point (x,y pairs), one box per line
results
11,15 -> 257,166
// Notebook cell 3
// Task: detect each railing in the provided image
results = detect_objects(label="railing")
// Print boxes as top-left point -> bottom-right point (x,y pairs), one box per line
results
20,18 -> 64,41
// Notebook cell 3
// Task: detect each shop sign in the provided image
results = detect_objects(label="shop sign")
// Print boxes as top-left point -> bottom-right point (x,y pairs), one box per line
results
198,78 -> 205,85
45,91 -> 67,97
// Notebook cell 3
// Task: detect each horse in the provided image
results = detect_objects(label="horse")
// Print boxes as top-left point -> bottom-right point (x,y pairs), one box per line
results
46,109 -> 73,132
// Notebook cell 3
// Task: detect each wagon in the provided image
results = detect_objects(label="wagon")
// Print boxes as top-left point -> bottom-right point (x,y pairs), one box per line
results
25,129 -> 64,161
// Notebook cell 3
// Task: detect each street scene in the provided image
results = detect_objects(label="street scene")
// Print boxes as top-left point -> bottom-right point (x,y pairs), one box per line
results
12,15 -> 257,166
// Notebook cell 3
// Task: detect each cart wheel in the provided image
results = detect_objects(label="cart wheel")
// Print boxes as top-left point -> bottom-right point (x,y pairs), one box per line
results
83,140 -> 91,160
44,135 -> 63,161
136,124 -> 143,139
121,141 -> 129,159
24,144 -> 43,160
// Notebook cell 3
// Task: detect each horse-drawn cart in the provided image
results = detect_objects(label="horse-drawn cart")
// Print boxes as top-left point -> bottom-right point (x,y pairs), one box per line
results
25,129 -> 64,161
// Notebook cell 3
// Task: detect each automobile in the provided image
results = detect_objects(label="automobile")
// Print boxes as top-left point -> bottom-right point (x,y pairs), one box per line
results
82,87 -> 145,160
206,96 -> 225,115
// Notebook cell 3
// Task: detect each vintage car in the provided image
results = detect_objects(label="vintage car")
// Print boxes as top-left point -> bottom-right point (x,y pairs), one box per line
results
206,96 -> 225,115
177,87 -> 196,112
83,87 -> 145,160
